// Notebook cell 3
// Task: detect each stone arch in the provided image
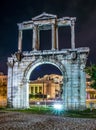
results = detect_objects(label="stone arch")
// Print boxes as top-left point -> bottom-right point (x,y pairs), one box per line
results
7,12 -> 89,110
23,58 -> 67,82
22,58 -> 68,108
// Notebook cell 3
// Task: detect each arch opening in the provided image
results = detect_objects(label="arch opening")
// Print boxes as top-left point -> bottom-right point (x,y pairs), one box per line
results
25,62 -> 66,107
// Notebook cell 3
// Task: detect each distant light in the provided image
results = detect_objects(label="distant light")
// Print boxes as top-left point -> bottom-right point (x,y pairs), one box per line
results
47,95 -> 50,98
37,102 -> 40,105
53,103 -> 63,110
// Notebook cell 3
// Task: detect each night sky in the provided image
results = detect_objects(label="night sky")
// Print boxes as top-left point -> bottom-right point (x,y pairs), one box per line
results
0,0 -> 96,78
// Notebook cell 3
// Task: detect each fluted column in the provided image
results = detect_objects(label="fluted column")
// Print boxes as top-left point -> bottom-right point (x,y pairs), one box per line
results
32,25 -> 39,50
56,26 -> 59,50
71,20 -> 75,49
38,29 -> 40,50
52,24 -> 56,50
18,30 -> 22,52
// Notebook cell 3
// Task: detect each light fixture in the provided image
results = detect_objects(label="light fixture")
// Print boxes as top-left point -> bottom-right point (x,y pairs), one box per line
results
53,103 -> 63,110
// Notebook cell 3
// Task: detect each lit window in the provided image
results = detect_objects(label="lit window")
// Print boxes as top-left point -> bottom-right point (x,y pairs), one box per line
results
31,87 -> 34,93
35,87 -> 38,93
39,86 -> 42,93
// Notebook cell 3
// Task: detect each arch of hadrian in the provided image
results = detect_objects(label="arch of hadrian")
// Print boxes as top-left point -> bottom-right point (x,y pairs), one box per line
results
7,12 -> 89,110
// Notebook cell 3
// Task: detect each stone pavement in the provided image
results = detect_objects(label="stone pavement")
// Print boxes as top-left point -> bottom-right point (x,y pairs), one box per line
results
0,112 -> 96,130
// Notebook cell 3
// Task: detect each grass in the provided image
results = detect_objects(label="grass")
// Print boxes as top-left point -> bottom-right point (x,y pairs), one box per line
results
13,106 -> 53,115
64,109 -> 96,118
0,106 -> 53,115
0,106 -> 96,118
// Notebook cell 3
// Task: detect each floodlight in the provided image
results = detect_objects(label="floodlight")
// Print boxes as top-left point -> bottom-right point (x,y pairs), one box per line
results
53,103 -> 63,110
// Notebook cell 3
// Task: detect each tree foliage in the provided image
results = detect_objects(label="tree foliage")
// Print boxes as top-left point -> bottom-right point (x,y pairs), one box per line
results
85,64 -> 96,89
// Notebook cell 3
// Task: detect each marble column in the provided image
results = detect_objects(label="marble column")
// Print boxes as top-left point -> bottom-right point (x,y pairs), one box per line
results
32,25 -> 39,50
56,26 -> 59,50
18,30 -> 22,52
38,29 -> 40,50
71,20 -> 75,49
52,24 -> 57,50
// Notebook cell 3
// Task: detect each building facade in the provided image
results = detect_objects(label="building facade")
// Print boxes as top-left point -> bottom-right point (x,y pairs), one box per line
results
0,72 -> 7,107
86,74 -> 96,108
29,74 -> 63,101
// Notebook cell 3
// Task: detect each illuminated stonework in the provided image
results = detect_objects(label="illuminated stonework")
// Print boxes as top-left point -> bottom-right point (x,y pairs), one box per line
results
7,13 -> 89,110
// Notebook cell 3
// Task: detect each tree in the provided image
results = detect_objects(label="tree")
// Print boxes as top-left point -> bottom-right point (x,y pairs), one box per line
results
85,64 -> 96,89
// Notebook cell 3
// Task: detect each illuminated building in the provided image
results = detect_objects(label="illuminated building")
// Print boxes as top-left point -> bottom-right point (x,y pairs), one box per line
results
86,74 -> 96,108
0,72 -> 7,107
29,74 -> 63,101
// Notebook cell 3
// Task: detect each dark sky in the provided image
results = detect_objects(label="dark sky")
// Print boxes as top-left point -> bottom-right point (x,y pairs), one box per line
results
0,0 -> 96,76
30,64 -> 62,80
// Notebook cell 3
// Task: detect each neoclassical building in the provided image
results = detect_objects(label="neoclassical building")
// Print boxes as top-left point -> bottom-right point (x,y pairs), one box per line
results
86,74 -> 96,108
29,74 -> 63,101
0,72 -> 7,107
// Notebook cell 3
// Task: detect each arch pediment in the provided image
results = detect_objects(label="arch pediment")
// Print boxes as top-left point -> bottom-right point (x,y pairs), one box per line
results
32,12 -> 57,21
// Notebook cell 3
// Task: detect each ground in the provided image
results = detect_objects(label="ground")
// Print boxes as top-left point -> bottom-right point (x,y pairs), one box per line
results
0,112 -> 96,130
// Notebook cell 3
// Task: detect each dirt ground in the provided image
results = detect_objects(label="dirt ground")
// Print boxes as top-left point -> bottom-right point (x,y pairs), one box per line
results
0,111 -> 96,130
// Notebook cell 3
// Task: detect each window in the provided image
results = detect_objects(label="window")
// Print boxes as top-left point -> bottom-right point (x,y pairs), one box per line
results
35,87 -> 38,93
31,87 -> 34,93
39,86 -> 42,93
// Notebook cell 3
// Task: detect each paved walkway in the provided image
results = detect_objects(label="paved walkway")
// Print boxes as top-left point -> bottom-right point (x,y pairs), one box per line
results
0,112 -> 96,130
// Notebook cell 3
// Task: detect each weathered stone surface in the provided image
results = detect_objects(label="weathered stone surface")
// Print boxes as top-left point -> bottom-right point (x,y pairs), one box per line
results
7,48 -> 89,110
7,13 -> 89,110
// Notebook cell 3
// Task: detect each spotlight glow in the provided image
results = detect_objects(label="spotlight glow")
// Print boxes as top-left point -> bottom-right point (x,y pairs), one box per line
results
53,103 -> 63,110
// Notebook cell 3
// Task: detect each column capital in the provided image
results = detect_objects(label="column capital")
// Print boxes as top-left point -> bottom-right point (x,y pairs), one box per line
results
71,19 -> 75,26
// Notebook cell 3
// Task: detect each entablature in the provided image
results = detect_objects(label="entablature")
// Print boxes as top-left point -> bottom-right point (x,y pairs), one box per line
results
17,12 -> 76,30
